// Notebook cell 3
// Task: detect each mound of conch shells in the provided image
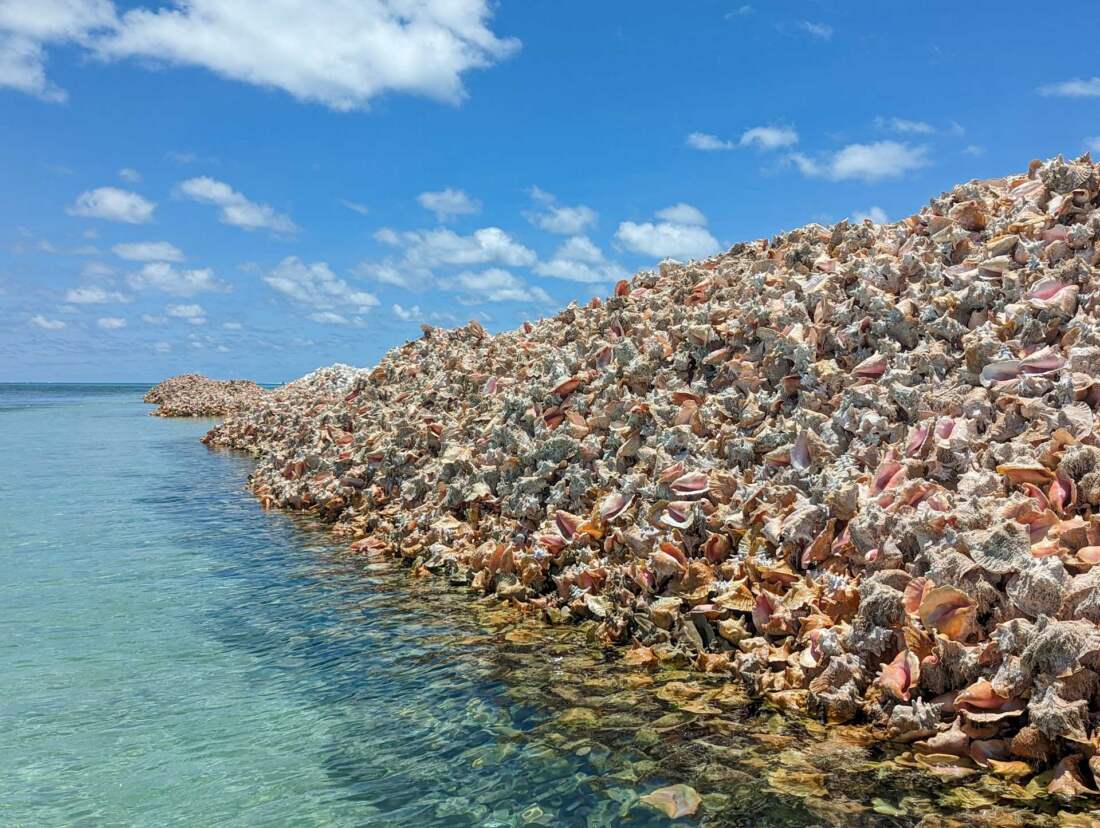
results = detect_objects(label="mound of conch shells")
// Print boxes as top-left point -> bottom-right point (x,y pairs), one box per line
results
144,373 -> 269,417
204,156 -> 1100,789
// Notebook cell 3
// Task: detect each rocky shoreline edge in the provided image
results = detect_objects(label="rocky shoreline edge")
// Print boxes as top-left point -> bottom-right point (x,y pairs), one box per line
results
164,156 -> 1100,805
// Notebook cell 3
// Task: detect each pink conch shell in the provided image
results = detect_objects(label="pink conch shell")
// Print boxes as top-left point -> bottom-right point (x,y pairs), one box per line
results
551,376 -> 581,398
658,462 -> 685,484
660,501 -> 694,529
918,586 -> 978,642
955,678 -> 1010,711
599,492 -> 633,523
906,422 -> 931,457
1076,546 -> 1100,565
670,471 -> 710,497
649,549 -> 686,579
878,649 -> 920,701
537,532 -> 567,554
872,455 -> 904,495
1020,346 -> 1065,374
1027,278 -> 1068,301
554,510 -> 582,540
980,360 -> 1021,386
903,576 -> 931,614
852,353 -> 888,378
790,432 -> 811,470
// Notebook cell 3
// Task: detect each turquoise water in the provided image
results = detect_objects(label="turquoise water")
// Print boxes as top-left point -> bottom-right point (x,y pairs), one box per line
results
0,385 -> 667,827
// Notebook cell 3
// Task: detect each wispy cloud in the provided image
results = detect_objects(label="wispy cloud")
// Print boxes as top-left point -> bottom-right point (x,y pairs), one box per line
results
687,132 -> 735,151
874,116 -> 935,135
166,303 -> 207,325
688,126 -> 798,152
788,141 -> 929,182
441,268 -> 551,304
128,262 -> 226,296
177,177 -> 297,234
64,286 -> 130,304
524,187 -> 597,234
1038,77 -> 1100,97
263,256 -> 378,315
340,199 -> 370,216
798,20 -> 833,41
96,316 -> 126,329
852,206 -> 888,223
417,188 -> 481,222
112,241 -> 185,262
30,314 -> 66,330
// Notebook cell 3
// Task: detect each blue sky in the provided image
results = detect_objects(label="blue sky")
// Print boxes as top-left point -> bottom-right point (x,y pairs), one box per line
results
2,0 -> 1098,382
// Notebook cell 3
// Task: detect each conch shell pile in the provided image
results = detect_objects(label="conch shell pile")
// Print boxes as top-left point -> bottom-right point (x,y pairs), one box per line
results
144,373 -> 269,417
202,155 -> 1100,786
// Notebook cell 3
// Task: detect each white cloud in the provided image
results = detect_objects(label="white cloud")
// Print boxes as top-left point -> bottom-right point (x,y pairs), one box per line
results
525,187 -> 597,234
308,311 -> 351,325
689,127 -> 797,152
401,227 -> 536,268
616,221 -> 719,262
0,0 -> 116,101
354,259 -> 431,289
725,5 -> 753,17
739,125 -> 798,149
1039,77 -> 1100,97
798,20 -> 833,40
112,240 -> 184,262
963,144 -> 985,156
444,268 -> 551,304
30,313 -> 66,330
153,340 -> 171,352
852,206 -> 888,223
64,285 -> 129,303
142,313 -> 166,324
534,235 -> 629,284
655,203 -> 708,226
392,303 -> 422,321
263,256 -> 378,313
222,321 -> 242,330
613,203 -> 719,262
686,132 -> 735,151
128,261 -> 224,295
874,116 -> 935,134
374,227 -> 401,245
177,177 -> 297,234
1086,136 -> 1100,153
166,303 -> 206,325
91,0 -> 519,110
68,186 -> 155,223
555,235 -> 603,263
96,316 -> 126,329
788,141 -> 929,182
340,199 -> 370,215
417,188 -> 481,222
118,167 -> 141,182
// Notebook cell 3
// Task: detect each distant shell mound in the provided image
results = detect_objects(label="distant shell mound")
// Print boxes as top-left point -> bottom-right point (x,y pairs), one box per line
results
145,373 -> 269,417
204,156 -> 1100,782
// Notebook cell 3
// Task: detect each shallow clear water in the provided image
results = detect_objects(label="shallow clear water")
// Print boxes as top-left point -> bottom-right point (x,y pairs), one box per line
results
0,385 -> 1088,827
0,385 -> 624,826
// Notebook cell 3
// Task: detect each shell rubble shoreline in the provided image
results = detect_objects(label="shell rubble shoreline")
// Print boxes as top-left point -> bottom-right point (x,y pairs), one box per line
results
143,373 -> 269,417
201,156 -> 1100,793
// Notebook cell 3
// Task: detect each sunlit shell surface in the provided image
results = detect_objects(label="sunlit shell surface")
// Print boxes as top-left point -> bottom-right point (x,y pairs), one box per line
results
197,154 -> 1100,801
